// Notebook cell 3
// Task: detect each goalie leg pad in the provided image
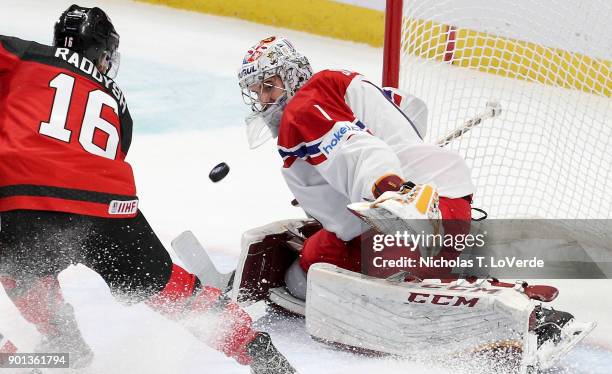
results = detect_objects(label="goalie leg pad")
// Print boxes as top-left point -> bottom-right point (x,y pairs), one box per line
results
231,219 -> 315,304
306,263 -> 533,357
306,264 -> 596,372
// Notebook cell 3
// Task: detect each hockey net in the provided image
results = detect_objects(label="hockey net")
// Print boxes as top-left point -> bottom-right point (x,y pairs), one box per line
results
383,0 -> 611,219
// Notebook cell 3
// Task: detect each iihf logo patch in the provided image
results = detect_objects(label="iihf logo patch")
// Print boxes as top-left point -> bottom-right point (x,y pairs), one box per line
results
109,199 -> 139,215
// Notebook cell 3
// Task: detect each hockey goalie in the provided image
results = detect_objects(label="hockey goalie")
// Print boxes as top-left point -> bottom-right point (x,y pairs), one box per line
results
175,36 -> 596,373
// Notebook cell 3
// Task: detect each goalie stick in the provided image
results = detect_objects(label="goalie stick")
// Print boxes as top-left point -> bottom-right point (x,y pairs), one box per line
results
171,231 -> 269,321
171,231 -> 234,291
436,101 -> 502,147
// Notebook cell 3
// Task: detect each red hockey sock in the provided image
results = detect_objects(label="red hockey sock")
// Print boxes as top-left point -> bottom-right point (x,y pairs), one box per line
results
0,338 -> 17,354
146,263 -> 199,316
5,276 -> 65,337
147,264 -> 258,365
189,286 -> 258,365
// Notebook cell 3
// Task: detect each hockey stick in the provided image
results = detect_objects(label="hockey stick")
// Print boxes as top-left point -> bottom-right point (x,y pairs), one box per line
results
436,101 -> 502,147
171,232 -> 270,320
171,231 -> 234,291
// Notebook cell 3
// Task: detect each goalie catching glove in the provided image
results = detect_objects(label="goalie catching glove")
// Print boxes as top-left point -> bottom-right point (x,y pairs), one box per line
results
349,174 -> 441,236
371,174 -> 440,221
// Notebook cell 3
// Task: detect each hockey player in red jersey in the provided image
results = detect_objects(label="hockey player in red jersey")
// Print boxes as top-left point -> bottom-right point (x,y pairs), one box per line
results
0,6 -> 294,373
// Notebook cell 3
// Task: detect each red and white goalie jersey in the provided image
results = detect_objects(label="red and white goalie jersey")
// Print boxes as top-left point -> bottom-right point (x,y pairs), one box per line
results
278,70 -> 475,241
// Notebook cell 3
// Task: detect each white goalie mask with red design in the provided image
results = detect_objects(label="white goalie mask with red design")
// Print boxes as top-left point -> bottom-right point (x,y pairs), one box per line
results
238,36 -> 313,149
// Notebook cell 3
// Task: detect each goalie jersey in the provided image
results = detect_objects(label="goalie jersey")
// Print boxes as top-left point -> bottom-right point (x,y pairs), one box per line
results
278,70 -> 475,241
0,35 -> 137,218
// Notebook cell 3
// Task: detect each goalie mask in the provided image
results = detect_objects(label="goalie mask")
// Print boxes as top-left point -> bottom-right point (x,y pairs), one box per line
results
238,36 -> 313,149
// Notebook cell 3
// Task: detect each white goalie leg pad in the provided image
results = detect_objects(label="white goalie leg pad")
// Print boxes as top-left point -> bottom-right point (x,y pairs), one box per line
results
306,263 -> 532,357
0,281 -> 43,352
348,183 -> 442,237
305,264 -> 596,372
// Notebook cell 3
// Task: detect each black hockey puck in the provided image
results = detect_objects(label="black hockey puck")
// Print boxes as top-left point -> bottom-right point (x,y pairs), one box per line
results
209,162 -> 230,182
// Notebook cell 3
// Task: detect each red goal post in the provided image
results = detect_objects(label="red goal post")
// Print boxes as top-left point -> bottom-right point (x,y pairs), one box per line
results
382,0 -> 402,88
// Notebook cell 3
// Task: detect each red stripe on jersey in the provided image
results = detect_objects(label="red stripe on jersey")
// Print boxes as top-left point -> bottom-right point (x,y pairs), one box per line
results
0,196 -> 137,218
392,93 -> 402,106
283,157 -> 297,168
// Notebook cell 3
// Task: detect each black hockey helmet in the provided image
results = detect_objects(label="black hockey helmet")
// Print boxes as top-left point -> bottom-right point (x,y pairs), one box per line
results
53,4 -> 120,77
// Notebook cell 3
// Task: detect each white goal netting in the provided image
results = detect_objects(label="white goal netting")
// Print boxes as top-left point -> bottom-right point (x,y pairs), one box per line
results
396,0 -> 611,218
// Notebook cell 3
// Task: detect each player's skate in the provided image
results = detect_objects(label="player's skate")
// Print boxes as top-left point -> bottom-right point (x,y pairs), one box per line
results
35,302 -> 94,370
347,183 -> 442,237
247,332 -> 296,374
1,277 -> 44,372
522,305 -> 596,372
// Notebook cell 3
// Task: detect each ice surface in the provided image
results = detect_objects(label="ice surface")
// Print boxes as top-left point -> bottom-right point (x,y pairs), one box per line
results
1,0 -> 611,373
